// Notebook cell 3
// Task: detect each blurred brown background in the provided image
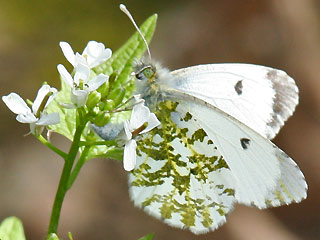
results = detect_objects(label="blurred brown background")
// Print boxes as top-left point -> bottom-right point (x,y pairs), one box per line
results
0,0 -> 319,239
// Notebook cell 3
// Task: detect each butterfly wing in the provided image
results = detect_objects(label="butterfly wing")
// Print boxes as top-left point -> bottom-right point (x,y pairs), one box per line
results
128,92 -> 306,234
170,64 -> 298,139
167,92 -> 307,206
264,148 -> 307,207
129,100 -> 237,234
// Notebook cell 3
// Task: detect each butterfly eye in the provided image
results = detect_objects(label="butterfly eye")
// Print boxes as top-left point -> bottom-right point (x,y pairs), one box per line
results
135,66 -> 155,80
142,67 -> 155,79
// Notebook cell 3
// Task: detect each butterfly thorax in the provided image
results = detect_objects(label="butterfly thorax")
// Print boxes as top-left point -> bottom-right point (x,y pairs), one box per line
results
134,59 -> 173,110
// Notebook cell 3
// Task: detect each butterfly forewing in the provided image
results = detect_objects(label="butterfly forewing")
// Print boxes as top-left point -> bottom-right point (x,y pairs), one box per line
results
129,100 -> 236,234
170,64 -> 298,139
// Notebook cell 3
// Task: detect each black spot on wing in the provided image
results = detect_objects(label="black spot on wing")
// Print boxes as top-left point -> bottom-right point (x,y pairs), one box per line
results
234,80 -> 243,95
240,138 -> 250,149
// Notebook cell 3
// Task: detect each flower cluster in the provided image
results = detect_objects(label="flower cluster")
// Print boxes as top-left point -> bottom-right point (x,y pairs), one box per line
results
2,40 -> 161,172
0,10 -> 166,239
57,41 -> 111,108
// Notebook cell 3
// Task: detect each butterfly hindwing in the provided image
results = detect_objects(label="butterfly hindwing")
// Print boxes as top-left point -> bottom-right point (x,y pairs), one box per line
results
167,92 -> 306,208
170,64 -> 298,139
129,100 -> 236,234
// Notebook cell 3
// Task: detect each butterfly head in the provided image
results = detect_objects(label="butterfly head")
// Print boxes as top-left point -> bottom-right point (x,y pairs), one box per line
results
120,4 -> 170,107
134,61 -> 157,82
132,59 -> 159,108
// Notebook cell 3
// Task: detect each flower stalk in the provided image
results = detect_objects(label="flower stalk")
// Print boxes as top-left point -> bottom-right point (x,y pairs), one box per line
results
47,119 -> 87,237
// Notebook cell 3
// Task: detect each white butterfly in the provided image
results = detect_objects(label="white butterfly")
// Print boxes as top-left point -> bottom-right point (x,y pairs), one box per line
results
116,4 -> 307,235
128,60 -> 307,234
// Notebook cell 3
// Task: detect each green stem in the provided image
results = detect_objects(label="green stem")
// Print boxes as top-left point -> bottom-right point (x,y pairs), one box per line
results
47,123 -> 86,237
37,135 -> 67,159
67,146 -> 90,190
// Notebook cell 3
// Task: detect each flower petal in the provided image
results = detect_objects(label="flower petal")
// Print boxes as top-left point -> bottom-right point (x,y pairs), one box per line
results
83,41 -> 101,57
2,93 -> 31,115
74,53 -> 87,69
129,103 -> 150,131
29,122 -> 38,135
16,113 -> 37,123
36,112 -> 60,126
133,94 -> 143,102
57,64 -> 74,87
59,42 -> 75,66
123,139 -> 137,171
123,120 -> 132,141
59,102 -> 77,109
74,63 -> 90,85
83,41 -> 112,68
32,84 -> 52,114
30,123 -> 45,136
140,113 -> 160,134
87,74 -> 109,91
45,87 -> 58,109
71,89 -> 88,107
91,123 -> 123,141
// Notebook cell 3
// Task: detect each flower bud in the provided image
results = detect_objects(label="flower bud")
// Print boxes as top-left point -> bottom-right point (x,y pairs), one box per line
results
98,81 -> 109,99
108,71 -> 118,92
94,112 -> 111,126
103,99 -> 115,111
86,91 -> 101,109
108,87 -> 125,107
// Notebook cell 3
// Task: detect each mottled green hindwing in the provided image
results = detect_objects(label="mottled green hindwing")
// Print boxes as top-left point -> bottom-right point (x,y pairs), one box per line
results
129,100 -> 236,234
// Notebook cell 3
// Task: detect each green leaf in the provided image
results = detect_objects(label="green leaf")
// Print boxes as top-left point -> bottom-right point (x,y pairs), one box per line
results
138,233 -> 154,240
47,80 -> 76,141
0,217 -> 26,240
86,146 -> 124,161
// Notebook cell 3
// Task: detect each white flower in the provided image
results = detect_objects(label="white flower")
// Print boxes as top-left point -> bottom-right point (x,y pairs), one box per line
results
2,84 -> 60,135
57,63 -> 108,108
122,102 -> 160,171
59,41 -> 112,69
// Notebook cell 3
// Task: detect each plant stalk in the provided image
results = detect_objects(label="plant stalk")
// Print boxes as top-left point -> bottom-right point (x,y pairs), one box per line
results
47,123 -> 86,237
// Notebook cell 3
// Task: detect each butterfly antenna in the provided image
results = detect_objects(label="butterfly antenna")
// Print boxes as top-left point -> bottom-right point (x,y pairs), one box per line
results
120,4 -> 152,60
